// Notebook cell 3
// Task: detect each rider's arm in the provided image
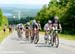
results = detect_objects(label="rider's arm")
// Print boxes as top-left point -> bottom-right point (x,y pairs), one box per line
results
59,24 -> 62,32
44,24 -> 46,31
39,24 -> 41,30
44,24 -> 49,31
59,24 -> 62,30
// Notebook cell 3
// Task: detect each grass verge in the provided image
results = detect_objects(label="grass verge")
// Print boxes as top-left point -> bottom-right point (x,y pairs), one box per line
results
40,31 -> 75,40
59,34 -> 75,40
0,29 -> 10,42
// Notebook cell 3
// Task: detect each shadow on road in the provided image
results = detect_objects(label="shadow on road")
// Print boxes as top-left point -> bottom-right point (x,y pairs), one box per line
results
10,37 -> 58,48
36,43 -> 52,47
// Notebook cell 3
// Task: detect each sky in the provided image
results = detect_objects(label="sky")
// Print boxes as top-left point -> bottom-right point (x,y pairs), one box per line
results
0,0 -> 50,16
0,0 -> 50,5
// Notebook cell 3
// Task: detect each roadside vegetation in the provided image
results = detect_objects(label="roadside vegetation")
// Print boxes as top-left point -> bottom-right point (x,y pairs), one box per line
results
59,34 -> 75,40
0,8 -> 9,42
0,29 -> 10,42
35,0 -> 75,40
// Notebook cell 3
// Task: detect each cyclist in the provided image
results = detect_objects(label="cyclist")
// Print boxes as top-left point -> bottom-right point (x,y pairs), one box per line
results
31,20 -> 39,43
44,20 -> 53,44
16,23 -> 24,39
3,24 -> 7,32
25,22 -> 32,40
52,16 -> 62,33
50,16 -> 62,47
36,21 -> 41,42
37,21 -> 41,30
9,25 -> 12,32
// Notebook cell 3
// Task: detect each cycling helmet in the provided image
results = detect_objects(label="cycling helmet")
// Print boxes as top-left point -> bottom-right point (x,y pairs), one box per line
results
32,20 -> 36,24
37,21 -> 40,23
27,22 -> 30,25
54,16 -> 59,20
48,20 -> 52,24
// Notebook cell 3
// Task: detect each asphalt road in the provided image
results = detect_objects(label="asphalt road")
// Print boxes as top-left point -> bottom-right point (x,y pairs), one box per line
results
0,31 -> 75,54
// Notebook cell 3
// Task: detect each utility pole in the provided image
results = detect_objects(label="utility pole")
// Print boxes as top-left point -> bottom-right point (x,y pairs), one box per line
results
18,11 -> 21,20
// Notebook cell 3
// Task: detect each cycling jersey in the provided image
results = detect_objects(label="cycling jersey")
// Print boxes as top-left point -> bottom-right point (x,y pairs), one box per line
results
32,23 -> 38,29
44,23 -> 52,31
52,19 -> 60,29
37,23 -> 41,30
52,19 -> 62,33
17,24 -> 24,30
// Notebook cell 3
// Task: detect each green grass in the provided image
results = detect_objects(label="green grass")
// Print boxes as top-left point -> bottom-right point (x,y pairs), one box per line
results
59,34 -> 75,40
40,31 -> 75,40
0,29 -> 10,42
40,32 -> 45,35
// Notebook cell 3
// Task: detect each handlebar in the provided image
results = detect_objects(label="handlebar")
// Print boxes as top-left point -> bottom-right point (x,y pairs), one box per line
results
53,29 -> 62,31
54,29 -> 62,31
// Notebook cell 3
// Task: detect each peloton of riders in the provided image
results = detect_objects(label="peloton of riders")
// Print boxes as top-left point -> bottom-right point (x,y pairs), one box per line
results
16,16 -> 62,44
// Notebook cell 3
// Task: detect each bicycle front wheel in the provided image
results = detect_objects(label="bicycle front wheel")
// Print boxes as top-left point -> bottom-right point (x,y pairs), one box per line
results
54,34 -> 59,48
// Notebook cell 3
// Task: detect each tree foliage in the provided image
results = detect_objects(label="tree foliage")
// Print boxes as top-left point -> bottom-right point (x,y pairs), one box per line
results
8,16 -> 34,25
0,9 -> 3,26
35,0 -> 75,34
0,9 -> 8,27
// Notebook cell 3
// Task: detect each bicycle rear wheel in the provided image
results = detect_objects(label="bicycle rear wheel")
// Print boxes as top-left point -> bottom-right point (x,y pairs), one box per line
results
34,35 -> 38,44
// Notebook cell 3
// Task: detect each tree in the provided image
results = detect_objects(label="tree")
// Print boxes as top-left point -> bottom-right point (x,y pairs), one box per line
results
0,9 -> 8,27
0,9 -> 3,26
35,0 -> 75,34
2,16 -> 8,26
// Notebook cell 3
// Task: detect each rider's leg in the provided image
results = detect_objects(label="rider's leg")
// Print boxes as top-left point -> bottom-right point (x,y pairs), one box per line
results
44,31 -> 48,40
37,30 -> 39,42
44,30 -> 49,44
30,30 -> 34,43
17,31 -> 22,39
29,29 -> 32,40
25,30 -> 29,40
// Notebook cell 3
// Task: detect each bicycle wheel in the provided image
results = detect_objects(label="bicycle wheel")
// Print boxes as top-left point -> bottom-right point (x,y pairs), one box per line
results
51,35 -> 54,47
30,36 -> 34,43
54,34 -> 59,48
44,35 -> 48,44
34,35 -> 38,44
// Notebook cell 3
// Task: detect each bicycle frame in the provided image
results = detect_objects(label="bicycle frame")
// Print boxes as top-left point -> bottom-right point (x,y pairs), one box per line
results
51,29 -> 60,48
32,28 -> 39,44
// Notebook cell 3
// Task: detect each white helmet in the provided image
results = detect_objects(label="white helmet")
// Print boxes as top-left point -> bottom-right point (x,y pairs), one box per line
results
18,23 -> 22,26
54,16 -> 59,20
33,20 -> 36,23
48,20 -> 52,24
27,22 -> 30,25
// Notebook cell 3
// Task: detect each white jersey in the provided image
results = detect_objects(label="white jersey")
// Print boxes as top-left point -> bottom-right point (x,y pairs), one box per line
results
37,23 -> 41,30
44,23 -> 52,31
53,23 -> 58,30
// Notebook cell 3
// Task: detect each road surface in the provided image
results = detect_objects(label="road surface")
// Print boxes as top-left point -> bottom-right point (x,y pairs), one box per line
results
0,31 -> 75,54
